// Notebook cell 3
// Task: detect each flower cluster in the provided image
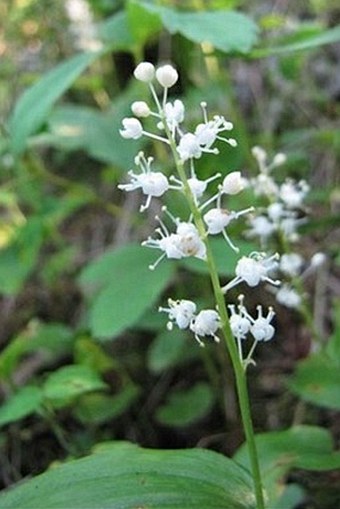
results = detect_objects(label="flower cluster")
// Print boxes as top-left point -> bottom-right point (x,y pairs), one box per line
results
245,146 -> 310,244
159,299 -> 220,347
228,295 -> 275,367
119,62 -> 281,354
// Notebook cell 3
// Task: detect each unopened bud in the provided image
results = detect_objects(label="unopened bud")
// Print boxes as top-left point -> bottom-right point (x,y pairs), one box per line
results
134,62 -> 155,82
156,64 -> 178,88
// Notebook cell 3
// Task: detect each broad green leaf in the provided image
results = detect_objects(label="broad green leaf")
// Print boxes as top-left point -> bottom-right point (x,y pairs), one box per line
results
156,382 -> 214,426
181,238 -> 257,276
96,11 -> 135,50
47,81 -> 145,168
253,24 -> 340,57
43,365 -> 107,405
79,244 -> 175,339
127,0 -> 162,46
74,384 -> 140,425
147,329 -> 189,374
138,2 -> 259,54
0,217 -> 44,295
288,353 -> 340,410
0,442 -> 256,509
0,386 -> 43,427
235,426 -> 340,505
8,51 -> 100,154
0,322 -> 74,380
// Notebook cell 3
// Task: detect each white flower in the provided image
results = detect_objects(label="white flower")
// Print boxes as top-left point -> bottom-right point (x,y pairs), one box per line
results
131,101 -> 151,118
176,222 -> 206,260
272,153 -> 287,166
280,253 -> 304,277
118,152 -> 169,211
276,285 -> 301,309
177,133 -> 202,161
156,64 -> 178,88
161,99 -> 185,131
203,205 -> 253,252
246,215 -> 276,243
280,180 -> 309,209
267,202 -> 285,222
221,171 -> 245,195
190,309 -> 220,346
222,252 -> 280,293
134,62 -> 155,82
159,299 -> 197,330
310,252 -> 326,267
142,216 -> 206,270
250,306 -> 275,342
119,118 -> 143,139
229,308 -> 251,340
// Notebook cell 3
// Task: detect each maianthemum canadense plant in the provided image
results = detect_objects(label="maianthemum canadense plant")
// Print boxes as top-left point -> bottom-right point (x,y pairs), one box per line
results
118,60 -> 286,509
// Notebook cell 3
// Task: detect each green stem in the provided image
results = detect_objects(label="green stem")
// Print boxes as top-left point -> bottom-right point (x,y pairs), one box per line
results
161,119 -> 265,508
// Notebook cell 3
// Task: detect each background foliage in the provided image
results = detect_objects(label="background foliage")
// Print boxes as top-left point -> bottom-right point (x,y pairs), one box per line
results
0,1 -> 339,508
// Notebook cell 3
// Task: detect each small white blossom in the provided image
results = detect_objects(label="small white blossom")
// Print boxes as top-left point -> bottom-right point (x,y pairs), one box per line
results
118,152 -> 169,211
250,306 -> 275,342
280,253 -> 304,277
280,180 -> 309,209
156,64 -> 178,88
131,101 -> 151,118
190,309 -> 220,346
203,206 -> 253,252
221,171 -> 245,195
228,299 -> 251,340
310,252 -> 326,267
275,285 -> 301,309
246,215 -> 276,245
159,299 -> 197,330
222,252 -> 280,293
143,214 -> 206,270
177,133 -> 202,161
120,118 -> 143,139
160,99 -> 185,132
134,62 -> 155,82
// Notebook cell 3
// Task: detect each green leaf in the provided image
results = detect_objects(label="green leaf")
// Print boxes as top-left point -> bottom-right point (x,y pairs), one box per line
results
0,442 -> 256,509
97,11 -> 135,50
127,0 -> 162,46
74,384 -> 140,425
235,426 -> 340,506
156,382 -> 214,426
79,244 -> 175,339
43,365 -> 107,405
288,353 -> 340,410
253,24 -> 340,57
8,51 -> 100,154
0,322 -> 74,381
147,329 -> 189,374
0,386 -> 43,427
138,2 -> 259,54
0,217 -> 44,295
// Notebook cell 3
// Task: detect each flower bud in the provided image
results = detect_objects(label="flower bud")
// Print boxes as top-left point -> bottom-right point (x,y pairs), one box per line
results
221,171 -> 244,195
119,118 -> 143,139
156,64 -> 178,88
134,62 -> 155,82
131,101 -> 150,118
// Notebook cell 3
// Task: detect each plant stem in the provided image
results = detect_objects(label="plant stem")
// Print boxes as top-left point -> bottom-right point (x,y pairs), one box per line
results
161,120 -> 265,508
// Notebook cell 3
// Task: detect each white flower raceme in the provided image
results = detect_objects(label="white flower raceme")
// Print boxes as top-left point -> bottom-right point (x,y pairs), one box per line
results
190,309 -> 220,346
159,299 -> 197,330
118,152 -> 169,211
222,252 -> 280,293
120,118 -> 143,139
